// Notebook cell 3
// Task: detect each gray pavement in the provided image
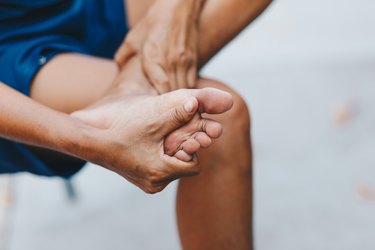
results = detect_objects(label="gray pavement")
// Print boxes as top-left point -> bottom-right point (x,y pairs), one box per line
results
2,0 -> 375,249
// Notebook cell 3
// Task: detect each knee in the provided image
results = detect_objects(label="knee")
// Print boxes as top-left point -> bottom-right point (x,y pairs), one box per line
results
225,89 -> 251,134
218,90 -> 252,174
197,78 -> 252,172
198,78 -> 251,134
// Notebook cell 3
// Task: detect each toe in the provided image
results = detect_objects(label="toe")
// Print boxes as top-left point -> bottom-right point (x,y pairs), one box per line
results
174,150 -> 193,162
194,88 -> 234,114
199,119 -> 223,139
181,138 -> 201,155
194,132 -> 212,148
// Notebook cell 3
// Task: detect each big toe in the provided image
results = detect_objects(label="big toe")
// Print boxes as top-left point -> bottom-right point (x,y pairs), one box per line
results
194,88 -> 234,114
160,87 -> 232,162
160,87 -> 233,116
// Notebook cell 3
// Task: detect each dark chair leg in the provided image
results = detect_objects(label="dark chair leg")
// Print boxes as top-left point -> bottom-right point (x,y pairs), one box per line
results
64,179 -> 77,201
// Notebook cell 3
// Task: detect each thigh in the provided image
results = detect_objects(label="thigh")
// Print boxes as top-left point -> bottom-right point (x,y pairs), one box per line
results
28,53 -> 119,171
125,0 -> 154,28
30,53 -> 119,114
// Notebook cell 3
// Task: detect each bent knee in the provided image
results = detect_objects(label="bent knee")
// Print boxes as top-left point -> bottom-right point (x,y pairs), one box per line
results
197,78 -> 251,133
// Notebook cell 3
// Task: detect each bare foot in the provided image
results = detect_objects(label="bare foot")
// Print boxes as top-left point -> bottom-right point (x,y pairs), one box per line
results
111,57 -> 233,161
163,88 -> 233,161
71,88 -> 232,193
72,87 -> 233,152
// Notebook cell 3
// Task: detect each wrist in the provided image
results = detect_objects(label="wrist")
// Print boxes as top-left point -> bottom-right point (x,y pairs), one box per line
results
178,0 -> 206,24
56,116 -> 104,164
154,0 -> 205,19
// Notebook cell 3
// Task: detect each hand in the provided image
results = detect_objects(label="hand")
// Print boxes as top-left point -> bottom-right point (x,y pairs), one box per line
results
71,91 -> 201,194
115,0 -> 205,94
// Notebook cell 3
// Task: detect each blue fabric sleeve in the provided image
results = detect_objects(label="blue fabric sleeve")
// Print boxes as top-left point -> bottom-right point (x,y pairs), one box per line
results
0,140 -> 84,178
0,0 -> 127,178
0,36 -> 89,95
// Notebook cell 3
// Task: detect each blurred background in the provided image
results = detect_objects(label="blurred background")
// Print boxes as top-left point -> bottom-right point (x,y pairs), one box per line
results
1,0 -> 375,249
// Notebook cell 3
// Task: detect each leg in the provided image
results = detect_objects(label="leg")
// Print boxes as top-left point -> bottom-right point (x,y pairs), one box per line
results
70,85 -> 234,194
30,53 -> 119,113
27,23 -> 252,250
27,54 -> 120,169
125,0 -> 272,67
177,79 -> 252,249
29,54 -> 229,163
126,1 -> 254,248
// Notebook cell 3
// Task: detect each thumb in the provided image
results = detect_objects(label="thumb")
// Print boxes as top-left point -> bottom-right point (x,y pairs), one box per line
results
114,42 -> 136,67
142,56 -> 171,94
160,97 -> 199,135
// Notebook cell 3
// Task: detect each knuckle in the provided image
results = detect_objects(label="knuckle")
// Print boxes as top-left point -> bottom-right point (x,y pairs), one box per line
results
179,53 -> 191,66
170,47 -> 186,63
174,49 -> 194,67
190,55 -> 197,66
143,186 -> 158,194
144,42 -> 161,59
172,106 -> 187,124
143,183 -> 166,194
168,55 -> 179,67
174,46 -> 186,57
154,77 -> 169,86
146,168 -> 165,184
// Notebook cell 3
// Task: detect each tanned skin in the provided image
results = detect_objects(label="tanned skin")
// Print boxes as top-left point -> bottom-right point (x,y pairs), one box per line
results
1,0 -> 272,249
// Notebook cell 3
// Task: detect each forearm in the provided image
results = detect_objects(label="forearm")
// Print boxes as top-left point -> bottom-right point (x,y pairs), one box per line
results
136,0 -> 273,68
144,0 -> 206,28
115,0 -> 208,92
181,0 -> 206,22
165,0 -> 271,67
0,82 -> 98,161
198,0 -> 273,67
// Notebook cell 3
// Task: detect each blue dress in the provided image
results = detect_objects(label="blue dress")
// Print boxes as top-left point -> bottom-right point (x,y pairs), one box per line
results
0,0 -> 128,177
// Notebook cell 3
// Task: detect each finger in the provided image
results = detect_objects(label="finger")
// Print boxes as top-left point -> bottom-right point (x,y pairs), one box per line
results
163,153 -> 200,178
176,63 -> 188,90
142,56 -> 171,94
159,97 -> 199,135
176,50 -> 196,89
114,42 -> 136,67
187,63 -> 197,89
168,66 -> 179,91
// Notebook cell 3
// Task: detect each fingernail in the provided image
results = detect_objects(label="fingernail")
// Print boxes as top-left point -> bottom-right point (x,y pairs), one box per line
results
184,98 -> 196,113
